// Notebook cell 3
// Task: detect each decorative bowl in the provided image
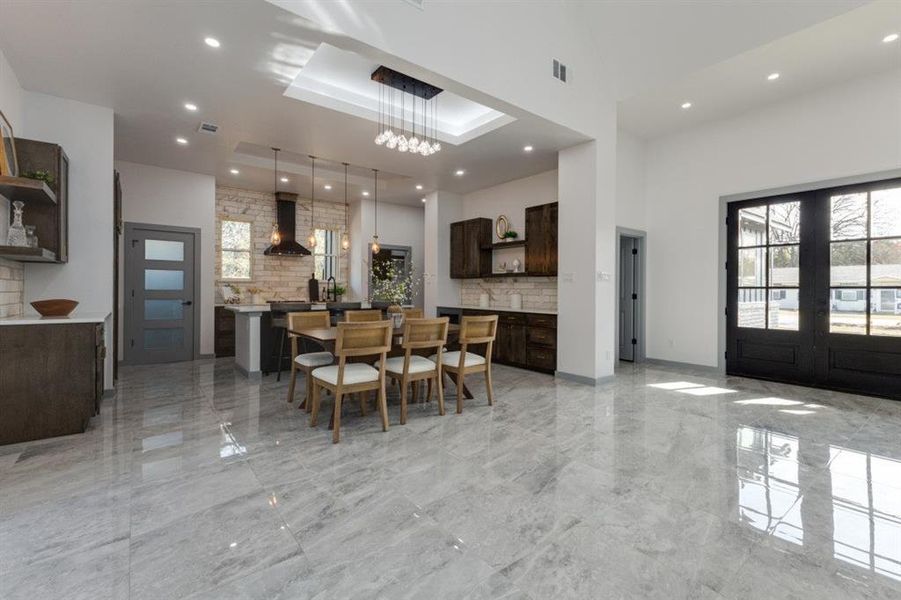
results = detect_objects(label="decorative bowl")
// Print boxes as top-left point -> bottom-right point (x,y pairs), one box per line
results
31,299 -> 79,317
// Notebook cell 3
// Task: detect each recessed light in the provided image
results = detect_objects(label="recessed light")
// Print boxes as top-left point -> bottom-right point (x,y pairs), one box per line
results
280,177 -> 289,183
175,137 -> 188,145
204,37 -> 220,48
681,102 -> 692,109
324,184 -> 332,190
884,33 -> 899,43
229,168 -> 239,175
362,191 -> 369,196
184,102 -> 198,111
454,169 -> 465,176
767,72 -> 780,81
421,197 -> 426,203
523,145 -> 533,152
415,184 -> 423,190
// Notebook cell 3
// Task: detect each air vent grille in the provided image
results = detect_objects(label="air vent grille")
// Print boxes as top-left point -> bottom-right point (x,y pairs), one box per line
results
552,59 -> 568,83
197,121 -> 219,134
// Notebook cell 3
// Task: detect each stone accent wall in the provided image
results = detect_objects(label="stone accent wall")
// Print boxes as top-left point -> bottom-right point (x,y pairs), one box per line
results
460,277 -> 557,312
216,186 -> 350,302
0,258 -> 24,318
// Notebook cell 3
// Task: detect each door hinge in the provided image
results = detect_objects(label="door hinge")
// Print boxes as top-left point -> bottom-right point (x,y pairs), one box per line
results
724,351 -> 728,359
130,339 -> 135,347
724,307 -> 728,316
631,293 -> 638,300
131,289 -> 135,297
631,248 -> 638,255
631,338 -> 637,345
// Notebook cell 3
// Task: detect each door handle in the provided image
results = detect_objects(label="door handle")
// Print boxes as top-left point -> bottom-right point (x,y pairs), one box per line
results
182,300 -> 193,306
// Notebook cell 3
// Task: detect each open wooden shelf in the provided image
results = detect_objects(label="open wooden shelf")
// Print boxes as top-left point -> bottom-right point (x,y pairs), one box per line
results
0,176 -> 57,205
0,245 -> 58,262
483,239 -> 526,250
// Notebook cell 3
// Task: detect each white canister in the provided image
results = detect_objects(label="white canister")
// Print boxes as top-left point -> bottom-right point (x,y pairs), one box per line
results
510,293 -> 522,310
479,293 -> 490,308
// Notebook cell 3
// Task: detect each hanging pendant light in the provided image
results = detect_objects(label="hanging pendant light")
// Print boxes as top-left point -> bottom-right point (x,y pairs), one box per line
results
341,162 -> 350,251
270,147 -> 282,245
371,168 -> 380,255
307,155 -> 317,249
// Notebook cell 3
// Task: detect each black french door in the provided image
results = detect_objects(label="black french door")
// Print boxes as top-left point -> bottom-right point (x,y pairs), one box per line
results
727,177 -> 901,400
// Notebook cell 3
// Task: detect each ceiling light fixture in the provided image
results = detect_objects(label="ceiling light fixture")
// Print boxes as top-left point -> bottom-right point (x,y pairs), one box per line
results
767,72 -> 780,81
454,169 -> 465,176
342,163 -> 350,251
415,184 -> 423,190
371,169 -> 380,254
204,37 -> 220,48
280,177 -> 289,183
362,191 -> 369,196
175,137 -> 188,145
308,156 -> 317,249
681,102 -> 692,109
421,197 -> 427,203
184,102 -> 198,111
523,145 -> 533,152
883,33 -> 899,43
229,168 -> 239,175
324,184 -> 332,190
372,66 -> 442,156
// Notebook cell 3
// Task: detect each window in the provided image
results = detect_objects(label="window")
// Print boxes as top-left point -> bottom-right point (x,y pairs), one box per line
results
736,200 -> 801,330
220,220 -> 251,281
313,229 -> 339,281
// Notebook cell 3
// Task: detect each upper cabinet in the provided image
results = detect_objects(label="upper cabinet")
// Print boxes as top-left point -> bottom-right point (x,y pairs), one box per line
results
450,218 -> 492,278
525,202 -> 558,276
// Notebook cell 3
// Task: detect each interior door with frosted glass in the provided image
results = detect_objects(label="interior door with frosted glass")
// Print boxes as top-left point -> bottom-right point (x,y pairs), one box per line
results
125,225 -> 195,364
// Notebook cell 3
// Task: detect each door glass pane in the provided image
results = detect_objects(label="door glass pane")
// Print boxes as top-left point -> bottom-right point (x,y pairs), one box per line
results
144,328 -> 185,350
739,248 -> 765,286
830,288 -> 867,335
738,288 -> 766,328
145,269 -> 184,290
738,206 -> 766,247
871,239 -> 901,286
769,245 -> 799,287
871,187 -> 901,238
830,242 -> 866,286
871,289 -> 901,337
769,202 -> 800,244
830,193 -> 868,240
145,239 -> 184,261
144,299 -> 184,321
769,289 -> 799,331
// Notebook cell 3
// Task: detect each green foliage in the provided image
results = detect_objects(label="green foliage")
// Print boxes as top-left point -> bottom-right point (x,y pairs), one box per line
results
21,170 -> 55,186
503,230 -> 519,239
370,260 -> 420,304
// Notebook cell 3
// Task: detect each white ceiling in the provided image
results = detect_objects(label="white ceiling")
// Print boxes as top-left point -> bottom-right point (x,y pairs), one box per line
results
618,0 -> 901,138
0,0 -> 584,206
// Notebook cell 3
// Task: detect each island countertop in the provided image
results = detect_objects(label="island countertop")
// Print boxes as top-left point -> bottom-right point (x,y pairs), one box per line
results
0,311 -> 111,326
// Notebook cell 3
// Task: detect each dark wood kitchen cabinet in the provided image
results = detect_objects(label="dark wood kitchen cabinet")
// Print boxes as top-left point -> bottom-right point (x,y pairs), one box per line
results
461,308 -> 556,373
215,306 -> 236,357
0,322 -> 104,445
525,202 -> 558,276
450,218 -> 492,278
13,138 -> 70,263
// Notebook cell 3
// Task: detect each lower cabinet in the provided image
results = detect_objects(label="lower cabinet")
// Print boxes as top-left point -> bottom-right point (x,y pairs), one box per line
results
215,306 -> 235,357
461,309 -> 556,373
0,322 -> 105,445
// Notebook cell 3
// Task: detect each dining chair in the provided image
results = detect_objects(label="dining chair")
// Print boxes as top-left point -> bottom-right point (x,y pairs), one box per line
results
375,317 -> 448,424
344,309 -> 383,322
402,307 -> 424,319
309,321 -> 392,443
286,311 -> 334,410
432,315 -> 498,414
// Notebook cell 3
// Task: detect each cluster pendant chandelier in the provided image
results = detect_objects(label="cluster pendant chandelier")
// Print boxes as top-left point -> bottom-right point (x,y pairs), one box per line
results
372,66 -> 443,156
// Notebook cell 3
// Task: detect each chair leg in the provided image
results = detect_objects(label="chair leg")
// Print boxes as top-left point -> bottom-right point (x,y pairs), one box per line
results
309,381 -> 321,427
287,362 -> 297,403
400,378 -> 408,425
412,381 -> 420,404
332,392 -> 343,444
299,368 -> 312,411
426,379 -> 433,402
377,379 -> 389,432
276,327 -> 286,382
436,373 -> 445,416
485,365 -> 494,406
456,372 -> 465,414
359,391 -> 368,416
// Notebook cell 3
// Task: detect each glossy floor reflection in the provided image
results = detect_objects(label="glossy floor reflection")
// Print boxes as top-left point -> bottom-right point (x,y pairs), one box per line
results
1,358 -> 900,599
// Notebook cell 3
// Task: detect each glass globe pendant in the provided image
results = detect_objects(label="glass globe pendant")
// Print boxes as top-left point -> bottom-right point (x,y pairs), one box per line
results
386,135 -> 398,150
397,135 -> 408,152
341,162 -> 350,252
270,223 -> 281,246
409,136 -> 420,152
341,232 -> 350,251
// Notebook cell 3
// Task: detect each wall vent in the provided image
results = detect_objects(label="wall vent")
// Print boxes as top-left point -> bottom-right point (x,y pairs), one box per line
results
552,59 -> 568,83
197,121 -> 219,134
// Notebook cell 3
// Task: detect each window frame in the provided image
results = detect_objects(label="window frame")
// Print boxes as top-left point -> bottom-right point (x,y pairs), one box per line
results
220,217 -> 253,282
313,228 -> 340,281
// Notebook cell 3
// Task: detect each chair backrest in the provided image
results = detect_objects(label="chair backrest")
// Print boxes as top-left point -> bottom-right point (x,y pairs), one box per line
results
401,317 -> 448,351
344,309 -> 383,322
334,321 -> 392,358
402,307 -> 424,319
460,315 -> 498,345
287,310 -> 330,334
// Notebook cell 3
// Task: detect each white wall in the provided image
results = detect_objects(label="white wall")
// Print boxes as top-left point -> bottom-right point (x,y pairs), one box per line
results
461,170 -> 558,230
423,190 -> 462,317
114,161 -> 217,358
643,69 -> 901,367
615,129 -> 646,231
0,47 -> 23,250
22,92 -> 115,388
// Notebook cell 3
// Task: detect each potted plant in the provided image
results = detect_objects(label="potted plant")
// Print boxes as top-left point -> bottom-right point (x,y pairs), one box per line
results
503,230 -> 519,242
246,287 -> 264,305
333,284 -> 347,301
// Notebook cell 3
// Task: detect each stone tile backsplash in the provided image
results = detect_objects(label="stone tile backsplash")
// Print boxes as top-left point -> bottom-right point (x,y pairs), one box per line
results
0,258 -> 24,318
460,277 -> 557,312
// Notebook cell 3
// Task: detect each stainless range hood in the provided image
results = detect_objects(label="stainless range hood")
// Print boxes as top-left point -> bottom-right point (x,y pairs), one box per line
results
263,191 -> 311,256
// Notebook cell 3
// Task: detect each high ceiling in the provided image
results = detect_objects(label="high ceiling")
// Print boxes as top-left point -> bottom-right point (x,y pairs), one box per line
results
617,0 -> 901,138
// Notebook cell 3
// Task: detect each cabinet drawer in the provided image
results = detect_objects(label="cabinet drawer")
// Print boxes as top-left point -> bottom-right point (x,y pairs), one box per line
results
527,346 -> 556,371
499,313 -> 527,326
528,326 -> 556,348
527,313 -> 556,328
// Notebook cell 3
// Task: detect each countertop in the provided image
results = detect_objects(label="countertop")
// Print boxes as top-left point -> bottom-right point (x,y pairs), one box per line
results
224,302 -> 373,314
438,304 -> 557,316
0,311 -> 111,326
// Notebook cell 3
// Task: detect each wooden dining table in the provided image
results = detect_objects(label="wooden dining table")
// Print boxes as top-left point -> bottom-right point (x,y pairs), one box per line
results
288,323 -> 474,400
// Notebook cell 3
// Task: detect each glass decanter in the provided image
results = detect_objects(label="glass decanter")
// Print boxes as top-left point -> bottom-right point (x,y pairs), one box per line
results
6,201 -> 28,247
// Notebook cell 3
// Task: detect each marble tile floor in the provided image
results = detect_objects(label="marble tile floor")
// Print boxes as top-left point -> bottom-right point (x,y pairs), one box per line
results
1,358 -> 901,599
